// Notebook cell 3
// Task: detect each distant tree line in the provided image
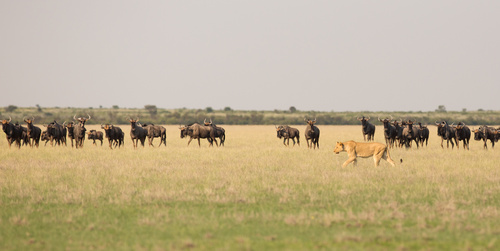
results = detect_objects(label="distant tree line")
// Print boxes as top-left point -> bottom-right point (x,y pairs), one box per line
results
1,105 -> 499,126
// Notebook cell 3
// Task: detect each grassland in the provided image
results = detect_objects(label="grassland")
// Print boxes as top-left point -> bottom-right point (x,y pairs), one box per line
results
1,125 -> 499,250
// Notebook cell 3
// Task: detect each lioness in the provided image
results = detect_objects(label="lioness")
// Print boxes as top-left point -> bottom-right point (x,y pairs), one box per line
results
333,141 -> 396,167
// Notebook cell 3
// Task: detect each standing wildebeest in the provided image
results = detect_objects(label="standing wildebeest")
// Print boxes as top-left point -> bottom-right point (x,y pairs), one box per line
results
141,123 -> 167,147
15,122 -> 30,147
204,119 -> 226,146
40,130 -> 51,146
435,121 -> 457,149
304,118 -> 320,149
45,120 -> 66,146
87,130 -> 104,146
101,124 -> 124,149
358,116 -> 375,141
24,117 -> 41,148
454,122 -> 471,150
378,117 -> 396,148
276,125 -> 300,147
471,126 -> 496,149
1,117 -> 23,148
392,120 -> 405,148
402,120 -> 420,148
129,118 -> 147,148
417,122 -> 429,147
73,114 -> 91,148
63,121 -> 76,147
179,122 -> 217,147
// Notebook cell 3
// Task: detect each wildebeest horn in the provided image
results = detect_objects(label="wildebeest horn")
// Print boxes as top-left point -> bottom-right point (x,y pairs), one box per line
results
87,114 -> 91,120
204,118 -> 206,124
366,116 -> 370,120
74,114 -> 77,120
8,116 -> 11,123
62,121 -> 67,126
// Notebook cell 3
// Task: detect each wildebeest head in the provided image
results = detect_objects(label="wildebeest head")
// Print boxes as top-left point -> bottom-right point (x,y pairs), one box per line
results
179,125 -> 189,138
304,118 -> 316,127
101,124 -> 113,131
1,117 -> 12,130
129,118 -> 140,130
358,116 -> 370,127
74,114 -> 91,126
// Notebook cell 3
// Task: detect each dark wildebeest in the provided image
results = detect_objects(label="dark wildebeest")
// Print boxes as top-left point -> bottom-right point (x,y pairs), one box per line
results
87,130 -> 104,146
141,123 -> 167,147
101,124 -> 124,149
129,118 -> 147,148
73,114 -> 91,148
276,125 -> 300,147
15,122 -> 30,147
63,121 -> 76,147
392,120 -> 405,148
417,122 -> 429,147
435,121 -> 457,149
204,119 -> 226,146
1,117 -> 23,148
402,120 -> 420,148
357,116 -> 375,141
454,122 -> 471,150
179,122 -> 217,147
45,120 -> 66,146
41,130 -> 51,146
304,118 -> 320,149
378,117 -> 396,148
24,117 -> 41,148
471,126 -> 496,149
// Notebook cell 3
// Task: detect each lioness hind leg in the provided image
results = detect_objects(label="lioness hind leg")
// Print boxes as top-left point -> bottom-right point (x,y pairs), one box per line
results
382,150 -> 396,167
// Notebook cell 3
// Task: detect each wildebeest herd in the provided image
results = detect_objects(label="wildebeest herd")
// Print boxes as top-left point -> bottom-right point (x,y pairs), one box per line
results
1,115 -> 499,151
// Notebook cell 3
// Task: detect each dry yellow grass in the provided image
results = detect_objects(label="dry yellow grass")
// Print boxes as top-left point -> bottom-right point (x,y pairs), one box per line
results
1,125 -> 499,250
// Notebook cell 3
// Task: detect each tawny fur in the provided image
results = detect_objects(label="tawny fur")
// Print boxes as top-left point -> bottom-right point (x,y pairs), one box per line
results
333,141 -> 396,167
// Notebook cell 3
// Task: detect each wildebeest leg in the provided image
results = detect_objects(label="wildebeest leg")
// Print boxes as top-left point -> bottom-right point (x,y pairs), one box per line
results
291,138 -> 296,146
197,138 -> 201,147
283,138 -> 286,146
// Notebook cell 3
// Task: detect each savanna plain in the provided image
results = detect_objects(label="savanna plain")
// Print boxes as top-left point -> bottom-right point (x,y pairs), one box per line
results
1,125 -> 499,250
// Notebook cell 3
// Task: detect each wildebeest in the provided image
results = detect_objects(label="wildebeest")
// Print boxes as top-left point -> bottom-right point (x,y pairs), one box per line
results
179,122 -> 217,147
454,122 -> 471,150
40,130 -> 50,146
23,117 -> 41,148
435,121 -> 457,149
101,124 -> 124,149
45,120 -> 67,146
87,130 -> 104,146
15,122 -> 30,147
378,117 -> 396,148
358,116 -> 375,141
63,121 -> 76,147
416,123 -> 429,147
304,118 -> 320,149
1,117 -> 23,148
402,120 -> 419,148
276,125 -> 300,147
141,123 -> 167,147
471,126 -> 496,149
73,114 -> 91,148
333,141 -> 396,167
392,120 -> 405,148
129,118 -> 147,148
204,119 -> 225,146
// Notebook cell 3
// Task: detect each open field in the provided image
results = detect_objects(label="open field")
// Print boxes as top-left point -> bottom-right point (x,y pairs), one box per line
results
1,125 -> 499,250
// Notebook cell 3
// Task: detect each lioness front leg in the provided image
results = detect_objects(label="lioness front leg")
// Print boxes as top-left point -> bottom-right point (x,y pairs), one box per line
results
342,157 -> 357,168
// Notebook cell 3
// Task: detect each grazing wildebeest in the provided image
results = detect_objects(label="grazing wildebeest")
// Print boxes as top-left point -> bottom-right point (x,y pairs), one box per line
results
471,126 -> 496,149
73,114 -> 91,148
333,141 -> 396,168
435,121 -> 457,149
378,117 -> 396,148
357,116 -> 375,141
304,118 -> 320,149
416,123 -> 429,147
45,121 -> 66,146
454,122 -> 471,150
402,120 -> 420,148
23,117 -> 41,148
87,130 -> 104,146
129,118 -> 147,148
204,119 -> 226,146
141,123 -> 167,147
1,117 -> 23,148
276,125 -> 300,147
63,121 -> 76,147
179,122 -> 217,147
101,124 -> 124,149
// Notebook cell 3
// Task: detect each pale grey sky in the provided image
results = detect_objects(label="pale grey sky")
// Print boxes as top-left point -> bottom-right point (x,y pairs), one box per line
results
1,1 -> 499,111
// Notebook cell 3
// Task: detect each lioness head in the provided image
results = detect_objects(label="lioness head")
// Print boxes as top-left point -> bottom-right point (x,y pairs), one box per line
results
333,142 -> 344,154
